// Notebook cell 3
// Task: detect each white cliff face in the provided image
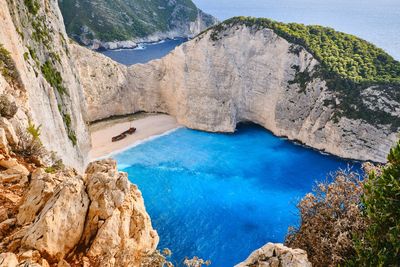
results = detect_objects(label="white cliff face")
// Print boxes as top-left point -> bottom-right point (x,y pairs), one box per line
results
73,25 -> 398,163
0,0 -> 90,171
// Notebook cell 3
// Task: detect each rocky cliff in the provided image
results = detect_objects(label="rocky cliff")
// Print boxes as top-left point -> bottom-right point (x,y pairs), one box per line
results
73,21 -> 400,163
0,143 -> 158,266
59,0 -> 218,49
0,0 -> 159,264
0,0 -> 90,171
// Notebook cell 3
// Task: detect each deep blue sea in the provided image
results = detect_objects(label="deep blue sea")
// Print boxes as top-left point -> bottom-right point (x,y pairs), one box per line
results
114,124 -> 359,266
100,38 -> 186,65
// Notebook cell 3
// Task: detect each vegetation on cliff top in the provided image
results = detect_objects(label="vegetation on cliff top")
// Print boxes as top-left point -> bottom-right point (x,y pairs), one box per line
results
59,0 -> 216,43
208,17 -> 400,84
286,141 -> 400,266
205,17 -> 400,129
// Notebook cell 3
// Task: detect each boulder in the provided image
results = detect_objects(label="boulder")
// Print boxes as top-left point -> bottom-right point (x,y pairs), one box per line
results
0,219 -> 16,240
235,243 -> 312,267
21,175 -> 89,262
0,95 -> 18,120
0,169 -> 26,184
0,128 -> 9,155
0,118 -> 18,146
17,250 -> 41,263
17,169 -> 64,225
0,253 -> 18,267
0,158 -> 29,176
80,159 -> 159,266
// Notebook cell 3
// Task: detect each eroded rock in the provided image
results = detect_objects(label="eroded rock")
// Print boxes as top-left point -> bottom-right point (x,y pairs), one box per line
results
0,118 -> 18,146
0,253 -> 18,267
80,159 -> 159,266
21,175 -> 89,262
235,243 -> 312,267
17,169 -> 65,225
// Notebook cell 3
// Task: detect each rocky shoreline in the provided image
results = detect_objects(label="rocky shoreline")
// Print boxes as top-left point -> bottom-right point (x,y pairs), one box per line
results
84,35 -> 189,51
0,0 -> 398,264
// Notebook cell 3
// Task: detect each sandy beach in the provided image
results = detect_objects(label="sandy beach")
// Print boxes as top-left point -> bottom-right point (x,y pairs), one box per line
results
89,113 -> 180,160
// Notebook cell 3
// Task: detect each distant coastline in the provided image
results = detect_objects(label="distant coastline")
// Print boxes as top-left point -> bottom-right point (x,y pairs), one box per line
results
93,37 -> 188,52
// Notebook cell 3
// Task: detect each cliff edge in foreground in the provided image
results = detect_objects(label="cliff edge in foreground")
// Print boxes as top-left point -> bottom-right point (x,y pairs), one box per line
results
0,0 -> 89,170
74,17 -> 400,163
0,144 -> 158,266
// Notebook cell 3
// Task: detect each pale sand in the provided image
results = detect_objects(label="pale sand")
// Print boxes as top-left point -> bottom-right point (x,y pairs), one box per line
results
89,114 -> 180,160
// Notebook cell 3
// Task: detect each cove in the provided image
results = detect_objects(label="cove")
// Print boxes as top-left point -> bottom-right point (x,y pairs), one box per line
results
100,38 -> 187,65
114,124 -> 359,266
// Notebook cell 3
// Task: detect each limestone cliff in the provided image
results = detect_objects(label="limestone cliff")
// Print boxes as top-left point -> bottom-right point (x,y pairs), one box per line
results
73,24 -> 399,163
0,0 -> 89,171
0,0 -> 159,263
0,142 -> 158,266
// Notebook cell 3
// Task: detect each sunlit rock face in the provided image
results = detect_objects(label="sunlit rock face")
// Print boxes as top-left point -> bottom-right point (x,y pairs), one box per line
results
0,0 -> 90,171
0,156 -> 158,266
73,25 -> 399,163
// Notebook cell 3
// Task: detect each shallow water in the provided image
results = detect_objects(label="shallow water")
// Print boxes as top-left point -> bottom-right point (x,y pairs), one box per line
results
114,124 -> 360,266
100,38 -> 186,65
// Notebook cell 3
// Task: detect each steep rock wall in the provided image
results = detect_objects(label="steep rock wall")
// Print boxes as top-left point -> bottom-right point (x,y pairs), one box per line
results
73,25 -> 399,163
0,0 -> 90,171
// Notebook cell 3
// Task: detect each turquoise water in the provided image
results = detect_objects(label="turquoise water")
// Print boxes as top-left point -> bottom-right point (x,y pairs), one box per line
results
114,124 -> 359,266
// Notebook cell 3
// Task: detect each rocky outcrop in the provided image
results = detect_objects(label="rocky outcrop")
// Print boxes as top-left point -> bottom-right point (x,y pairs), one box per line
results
0,1 -> 160,265
0,119 -> 157,266
79,160 -> 158,267
235,243 -> 312,267
0,0 -> 90,171
0,155 -> 158,266
60,0 -> 218,50
73,25 -> 399,163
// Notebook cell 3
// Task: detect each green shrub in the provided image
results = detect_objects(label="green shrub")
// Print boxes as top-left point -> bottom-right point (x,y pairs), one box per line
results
68,130 -> 77,146
24,0 -> 40,15
45,159 -> 64,173
15,120 -> 46,158
41,60 -> 67,95
31,17 -> 52,47
351,141 -> 400,266
0,44 -> 22,87
27,120 -> 41,141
